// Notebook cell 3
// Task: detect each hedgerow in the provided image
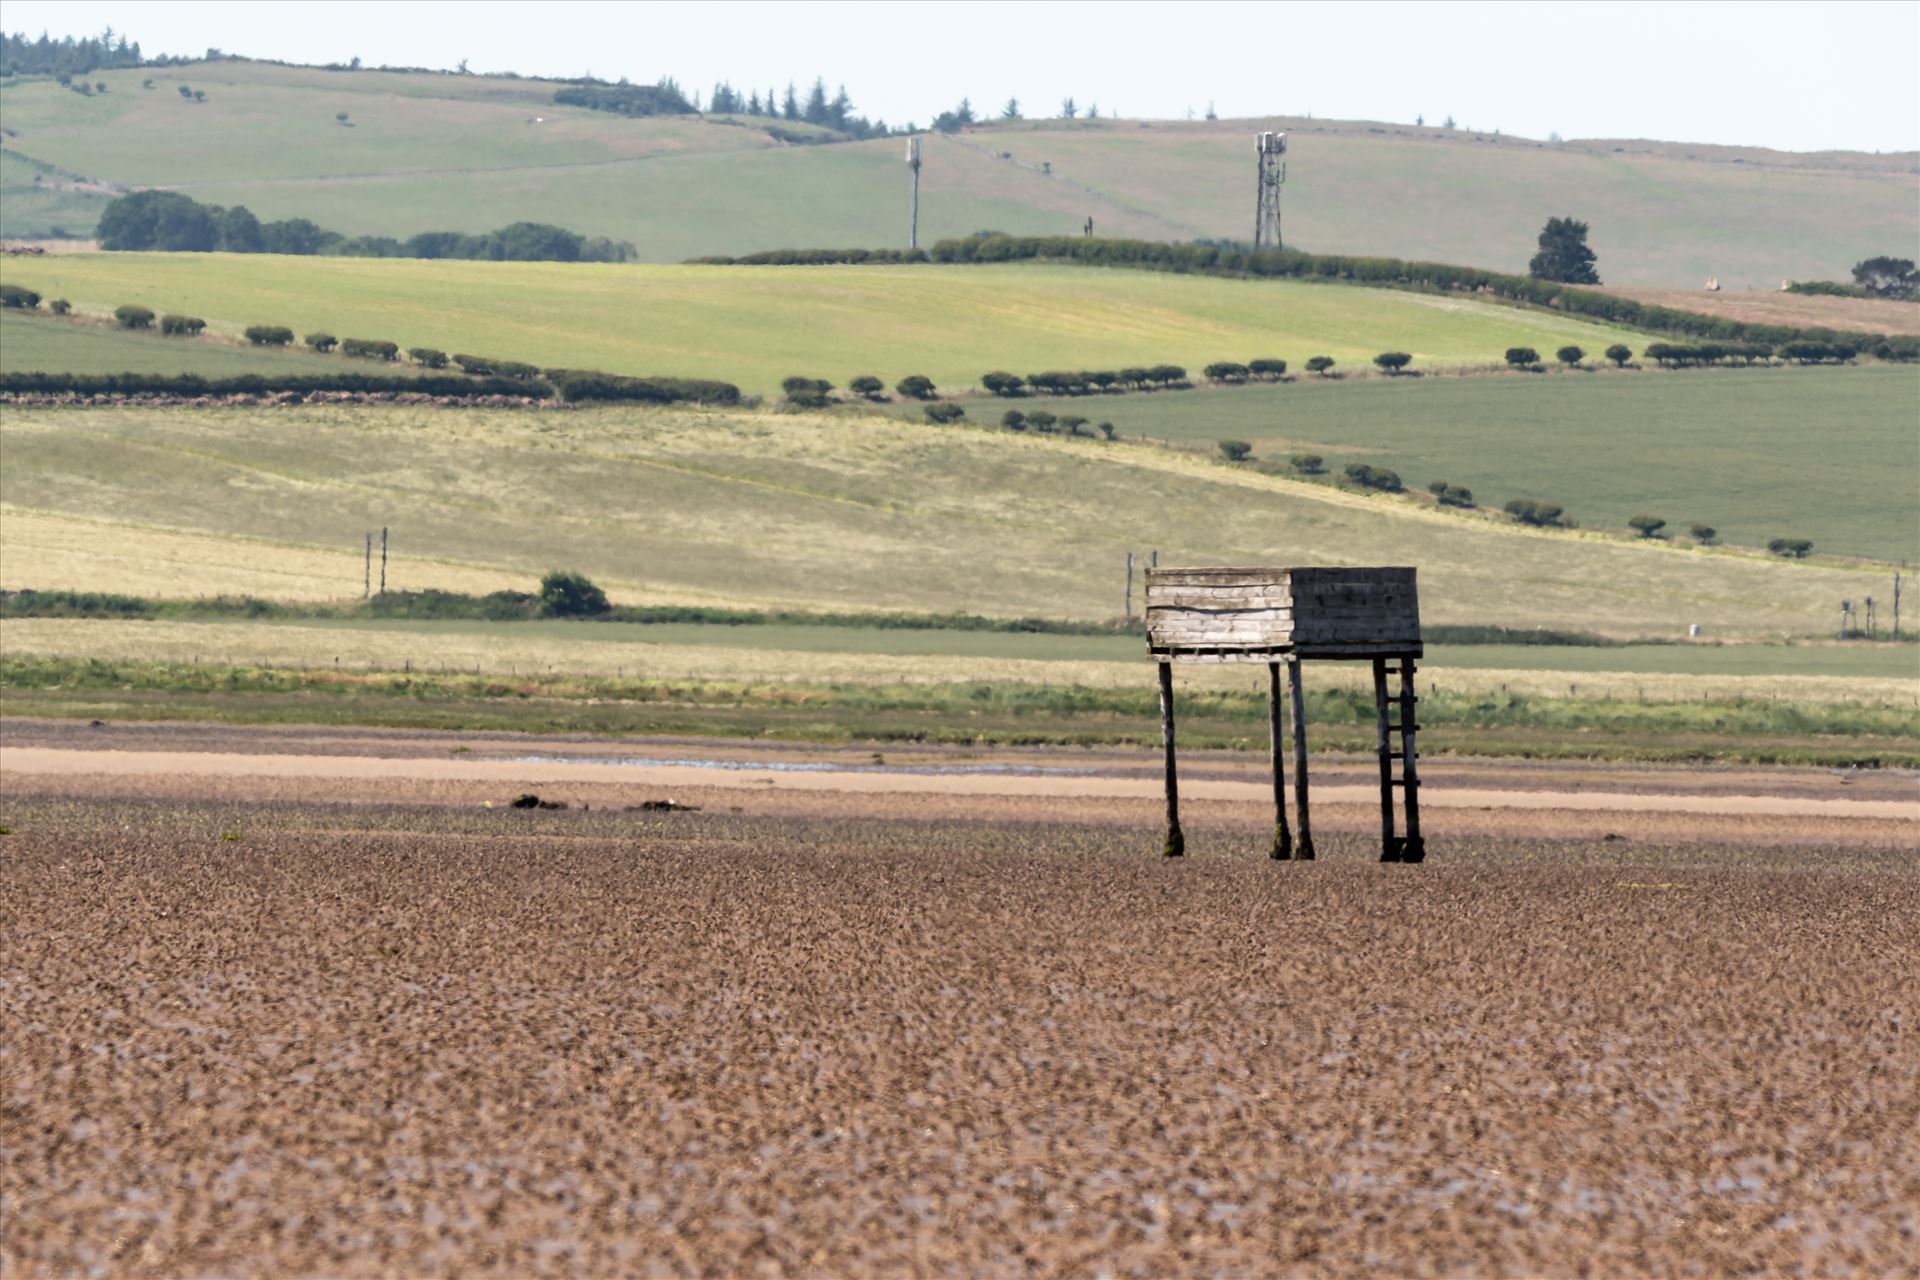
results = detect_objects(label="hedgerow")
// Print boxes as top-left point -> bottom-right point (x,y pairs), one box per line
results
553,372 -> 741,405
0,371 -> 549,397
698,235 -> 1898,350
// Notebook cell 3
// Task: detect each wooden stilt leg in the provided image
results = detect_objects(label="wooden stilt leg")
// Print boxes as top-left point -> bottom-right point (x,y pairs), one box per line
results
1373,657 -> 1400,862
1287,656 -> 1314,860
1267,661 -> 1292,859
1399,657 -> 1425,863
1158,660 -> 1184,857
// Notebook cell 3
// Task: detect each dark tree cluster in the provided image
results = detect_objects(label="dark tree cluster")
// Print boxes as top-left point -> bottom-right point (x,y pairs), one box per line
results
94,191 -> 636,262
1,27 -> 142,76
559,73 -> 897,139
706,77 -> 894,139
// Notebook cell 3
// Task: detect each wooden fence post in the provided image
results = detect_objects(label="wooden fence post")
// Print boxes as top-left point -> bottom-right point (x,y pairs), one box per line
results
1267,661 -> 1292,858
1158,660 -> 1183,857
1287,655 -> 1314,860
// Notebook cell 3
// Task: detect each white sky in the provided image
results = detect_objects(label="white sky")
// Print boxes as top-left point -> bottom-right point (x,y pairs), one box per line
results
6,0 -> 1918,152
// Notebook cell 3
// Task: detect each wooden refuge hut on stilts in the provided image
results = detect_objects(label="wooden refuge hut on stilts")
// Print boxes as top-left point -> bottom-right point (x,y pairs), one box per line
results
1146,566 -> 1426,863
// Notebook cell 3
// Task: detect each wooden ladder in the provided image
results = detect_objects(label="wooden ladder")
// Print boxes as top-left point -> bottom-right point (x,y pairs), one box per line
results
1371,656 -> 1426,863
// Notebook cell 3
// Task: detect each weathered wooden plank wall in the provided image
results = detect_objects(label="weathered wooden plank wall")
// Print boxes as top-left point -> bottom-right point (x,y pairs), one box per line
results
1145,566 -> 1421,659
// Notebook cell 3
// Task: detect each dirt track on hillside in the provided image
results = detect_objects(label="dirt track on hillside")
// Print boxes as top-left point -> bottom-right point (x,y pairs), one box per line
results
1600,287 -> 1920,335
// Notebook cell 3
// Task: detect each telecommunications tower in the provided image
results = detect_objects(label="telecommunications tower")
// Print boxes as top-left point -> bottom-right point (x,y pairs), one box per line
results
1254,131 -> 1287,250
906,135 -> 923,249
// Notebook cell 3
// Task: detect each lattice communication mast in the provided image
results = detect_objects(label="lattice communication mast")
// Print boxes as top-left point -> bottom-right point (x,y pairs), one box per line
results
1254,131 -> 1287,250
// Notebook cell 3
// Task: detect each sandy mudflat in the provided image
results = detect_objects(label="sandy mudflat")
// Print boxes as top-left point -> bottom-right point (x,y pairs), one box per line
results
4,784 -> 1917,1276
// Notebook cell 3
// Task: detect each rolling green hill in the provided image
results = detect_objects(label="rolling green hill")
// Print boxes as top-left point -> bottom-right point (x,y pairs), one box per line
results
0,400 -> 1892,640
993,368 -> 1920,562
0,254 -> 1640,394
2,59 -> 1913,286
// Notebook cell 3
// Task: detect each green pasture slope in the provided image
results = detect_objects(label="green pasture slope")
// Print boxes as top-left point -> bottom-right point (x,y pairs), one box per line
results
0,254 -> 1637,394
1,60 -> 1913,285
1007,367 -> 1920,563
0,309 -> 409,377
0,401 -> 1891,640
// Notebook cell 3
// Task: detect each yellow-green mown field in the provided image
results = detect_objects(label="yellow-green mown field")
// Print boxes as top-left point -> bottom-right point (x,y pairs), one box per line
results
1,254 -> 1637,394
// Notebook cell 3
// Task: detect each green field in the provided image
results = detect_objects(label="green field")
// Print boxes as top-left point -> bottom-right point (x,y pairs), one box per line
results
9,612 -> 1910,681
0,254 -> 1640,394
0,401 -> 1893,641
0,309 -> 419,377
993,367 -> 1920,562
1,61 -> 1913,285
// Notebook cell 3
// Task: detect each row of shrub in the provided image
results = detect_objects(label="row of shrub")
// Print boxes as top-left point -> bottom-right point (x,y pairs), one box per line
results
779,374 -> 937,408
551,372 -> 741,405
983,366 -> 1190,396
1643,341 -> 1777,367
20,294 -> 743,405
998,409 -> 1114,438
0,370 -> 741,406
0,371 -> 549,397
1200,360 -> 1290,383
689,247 -> 931,266
1213,446 -> 1814,553
699,235 -> 1906,351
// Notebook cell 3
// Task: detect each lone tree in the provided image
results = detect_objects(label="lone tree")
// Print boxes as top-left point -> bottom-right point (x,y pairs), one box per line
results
1852,256 -> 1918,300
538,570 -> 610,617
1604,343 -> 1633,368
1373,351 -> 1412,374
1305,356 -> 1336,377
1217,439 -> 1253,462
1556,345 -> 1585,367
849,375 -> 885,400
1505,347 -> 1540,368
1690,523 -> 1718,545
1628,514 -> 1667,539
1529,216 -> 1600,284
1289,452 -> 1324,475
896,374 -> 937,400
